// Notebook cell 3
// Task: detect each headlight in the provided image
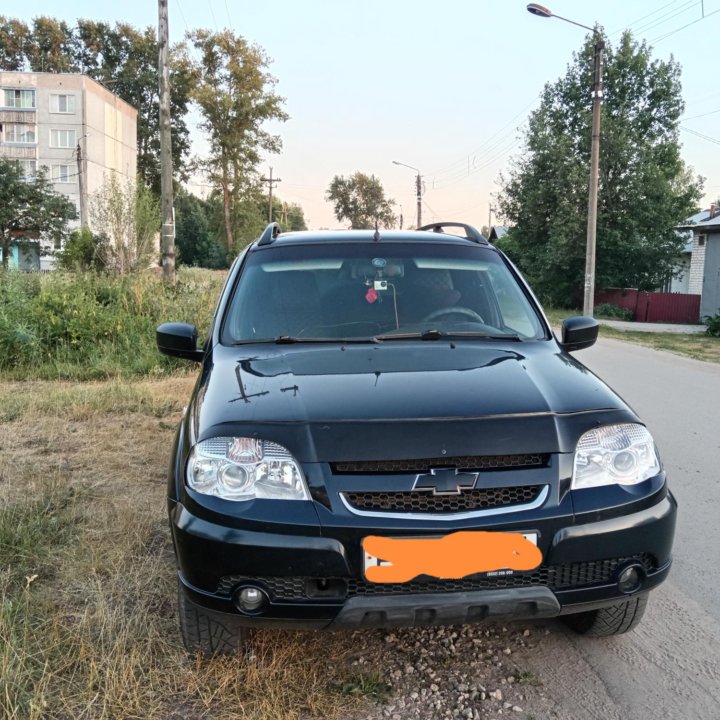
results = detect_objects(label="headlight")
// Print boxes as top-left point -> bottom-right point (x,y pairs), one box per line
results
572,423 -> 661,490
186,437 -> 310,501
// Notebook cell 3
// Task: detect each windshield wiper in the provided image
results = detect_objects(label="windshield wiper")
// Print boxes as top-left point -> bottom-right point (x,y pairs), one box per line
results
374,330 -> 522,342
231,336 -> 380,345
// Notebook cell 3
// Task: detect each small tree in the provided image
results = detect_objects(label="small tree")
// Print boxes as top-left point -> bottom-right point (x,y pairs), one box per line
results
326,172 -> 396,229
0,158 -> 76,269
90,174 -> 160,273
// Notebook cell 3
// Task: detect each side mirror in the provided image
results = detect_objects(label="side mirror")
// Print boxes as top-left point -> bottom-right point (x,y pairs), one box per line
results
156,322 -> 204,362
559,316 -> 599,352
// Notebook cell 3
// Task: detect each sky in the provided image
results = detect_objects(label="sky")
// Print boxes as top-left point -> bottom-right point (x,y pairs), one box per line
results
11,0 -> 720,230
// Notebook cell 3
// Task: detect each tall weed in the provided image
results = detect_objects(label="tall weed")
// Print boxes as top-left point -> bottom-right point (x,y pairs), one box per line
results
0,268 -> 225,379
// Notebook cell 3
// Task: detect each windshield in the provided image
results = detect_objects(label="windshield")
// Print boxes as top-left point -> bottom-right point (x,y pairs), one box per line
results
222,243 -> 546,343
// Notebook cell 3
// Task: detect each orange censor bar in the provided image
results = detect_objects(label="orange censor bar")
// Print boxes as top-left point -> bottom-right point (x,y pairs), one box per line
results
362,531 -> 542,584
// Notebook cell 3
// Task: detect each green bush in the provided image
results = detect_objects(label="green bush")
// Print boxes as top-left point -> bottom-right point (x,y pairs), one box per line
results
0,268 -> 226,379
703,312 -> 720,337
594,303 -> 634,321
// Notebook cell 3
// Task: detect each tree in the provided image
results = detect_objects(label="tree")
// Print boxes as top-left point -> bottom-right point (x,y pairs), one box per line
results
267,196 -> 307,231
326,172 -> 396,229
89,174 -> 160,274
187,29 -> 288,254
497,31 -> 702,307
0,159 -> 76,270
0,17 -> 194,193
175,189 -> 225,268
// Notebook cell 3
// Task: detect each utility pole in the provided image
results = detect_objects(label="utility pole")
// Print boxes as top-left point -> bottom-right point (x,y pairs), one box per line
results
158,0 -> 175,284
583,37 -> 604,317
415,171 -> 422,229
75,141 -> 87,228
260,167 -> 282,223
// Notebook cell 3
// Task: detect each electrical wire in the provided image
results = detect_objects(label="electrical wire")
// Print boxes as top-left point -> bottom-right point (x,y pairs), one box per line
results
224,0 -> 233,28
610,0 -> 681,36
682,108 -> 720,121
628,0 -> 698,36
174,0 -> 190,32
207,0 -> 219,30
681,126 -> 720,145
650,7 -> 720,42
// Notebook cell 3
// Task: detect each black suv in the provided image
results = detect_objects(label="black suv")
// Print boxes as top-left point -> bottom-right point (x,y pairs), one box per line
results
158,221 -> 676,655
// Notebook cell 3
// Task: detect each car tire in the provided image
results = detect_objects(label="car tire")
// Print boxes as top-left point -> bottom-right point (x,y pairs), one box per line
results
563,594 -> 648,636
177,578 -> 251,655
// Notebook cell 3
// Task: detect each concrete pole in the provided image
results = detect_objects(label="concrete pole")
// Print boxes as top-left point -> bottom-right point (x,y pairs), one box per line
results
415,172 -> 422,228
158,0 -> 175,283
583,37 -> 604,317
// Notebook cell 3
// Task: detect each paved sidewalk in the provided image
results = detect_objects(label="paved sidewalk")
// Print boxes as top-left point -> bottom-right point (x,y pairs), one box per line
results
597,319 -> 706,334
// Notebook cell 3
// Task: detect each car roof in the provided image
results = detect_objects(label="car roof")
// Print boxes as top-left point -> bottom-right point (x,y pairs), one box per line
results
251,223 -> 493,250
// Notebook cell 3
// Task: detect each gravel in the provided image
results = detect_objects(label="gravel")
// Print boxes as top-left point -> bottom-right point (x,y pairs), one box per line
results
342,621 -> 552,719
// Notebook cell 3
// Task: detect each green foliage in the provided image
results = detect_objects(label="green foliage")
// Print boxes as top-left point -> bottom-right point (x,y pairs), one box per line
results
498,31 -> 703,306
0,16 -> 193,192
0,268 -> 225,379
187,29 -> 288,252
175,189 -> 225,268
703,312 -> 720,337
90,175 -> 160,274
55,227 -> 106,272
594,303 -> 634,320
326,172 -> 396,229
0,158 -> 76,269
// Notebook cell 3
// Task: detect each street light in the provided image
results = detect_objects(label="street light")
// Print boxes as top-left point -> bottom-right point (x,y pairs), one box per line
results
527,3 -> 604,317
392,160 -> 423,229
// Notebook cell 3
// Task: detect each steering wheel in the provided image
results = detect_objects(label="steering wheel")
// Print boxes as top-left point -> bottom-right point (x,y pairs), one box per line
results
422,306 -> 485,323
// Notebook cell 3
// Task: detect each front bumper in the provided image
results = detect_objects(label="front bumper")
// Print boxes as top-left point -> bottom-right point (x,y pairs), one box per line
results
171,491 -> 677,630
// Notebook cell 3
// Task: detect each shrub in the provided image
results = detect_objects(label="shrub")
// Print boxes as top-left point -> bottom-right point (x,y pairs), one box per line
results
0,267 -> 226,379
703,312 -> 720,337
594,303 -> 634,321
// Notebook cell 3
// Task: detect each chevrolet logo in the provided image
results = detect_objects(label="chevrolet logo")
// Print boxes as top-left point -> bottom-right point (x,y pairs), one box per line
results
412,468 -> 478,495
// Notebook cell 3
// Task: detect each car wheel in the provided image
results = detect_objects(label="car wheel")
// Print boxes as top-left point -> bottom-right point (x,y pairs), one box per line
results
177,578 -> 251,656
563,594 -> 648,637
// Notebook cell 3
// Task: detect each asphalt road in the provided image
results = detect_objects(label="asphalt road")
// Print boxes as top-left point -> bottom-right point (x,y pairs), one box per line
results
514,337 -> 720,720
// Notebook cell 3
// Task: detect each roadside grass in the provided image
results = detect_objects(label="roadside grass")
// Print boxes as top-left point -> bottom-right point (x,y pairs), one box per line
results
543,307 -> 720,364
596,326 -> 720,363
0,377 -> 370,720
0,267 -> 225,381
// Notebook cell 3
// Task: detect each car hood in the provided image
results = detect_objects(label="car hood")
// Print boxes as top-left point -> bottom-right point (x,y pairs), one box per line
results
190,341 -> 636,460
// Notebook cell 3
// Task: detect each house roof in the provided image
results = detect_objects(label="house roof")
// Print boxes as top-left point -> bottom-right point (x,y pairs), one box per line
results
676,208 -> 720,231
488,225 -> 509,241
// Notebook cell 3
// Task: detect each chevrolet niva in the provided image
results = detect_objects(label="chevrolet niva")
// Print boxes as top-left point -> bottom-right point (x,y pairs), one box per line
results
157,221 -> 676,655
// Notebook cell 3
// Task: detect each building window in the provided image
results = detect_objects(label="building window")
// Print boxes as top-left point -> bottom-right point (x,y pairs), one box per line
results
50,94 -> 76,114
52,164 -> 73,183
3,88 -> 36,109
698,234 -> 706,247
3,123 -> 36,144
15,159 -> 37,180
50,128 -> 76,148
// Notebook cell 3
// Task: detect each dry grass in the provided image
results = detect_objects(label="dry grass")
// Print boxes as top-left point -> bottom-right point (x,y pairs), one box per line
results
0,377 -> 373,720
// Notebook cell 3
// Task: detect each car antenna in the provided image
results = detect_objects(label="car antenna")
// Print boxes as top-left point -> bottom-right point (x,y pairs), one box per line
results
373,222 -> 381,242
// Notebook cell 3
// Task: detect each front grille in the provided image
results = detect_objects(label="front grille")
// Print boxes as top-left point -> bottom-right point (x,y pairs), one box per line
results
217,554 -> 656,599
331,454 -> 549,475
344,485 -> 544,514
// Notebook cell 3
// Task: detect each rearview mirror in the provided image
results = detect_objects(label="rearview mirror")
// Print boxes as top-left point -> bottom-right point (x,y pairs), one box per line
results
559,316 -> 598,352
156,322 -> 204,362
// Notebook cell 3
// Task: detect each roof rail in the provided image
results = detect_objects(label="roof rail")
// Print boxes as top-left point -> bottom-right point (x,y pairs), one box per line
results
417,222 -> 488,245
258,222 -> 282,246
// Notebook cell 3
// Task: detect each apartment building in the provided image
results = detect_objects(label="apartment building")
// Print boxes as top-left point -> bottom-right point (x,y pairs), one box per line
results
0,71 -> 137,268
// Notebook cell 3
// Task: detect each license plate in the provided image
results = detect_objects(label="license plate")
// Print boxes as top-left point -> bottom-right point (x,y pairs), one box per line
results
362,531 -> 540,584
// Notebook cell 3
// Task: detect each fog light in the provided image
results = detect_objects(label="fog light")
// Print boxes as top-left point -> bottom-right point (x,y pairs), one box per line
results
235,586 -> 268,613
617,564 -> 643,594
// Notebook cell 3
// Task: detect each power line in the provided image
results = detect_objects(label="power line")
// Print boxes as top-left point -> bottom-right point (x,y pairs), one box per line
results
610,0 -> 681,36
224,0 -> 233,27
650,7 -> 720,42
681,126 -> 720,145
629,0 -> 697,36
682,107 -> 720,121
207,0 -> 219,30
173,0 -> 190,31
